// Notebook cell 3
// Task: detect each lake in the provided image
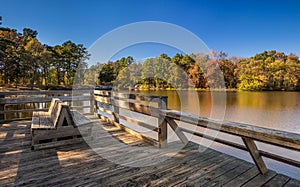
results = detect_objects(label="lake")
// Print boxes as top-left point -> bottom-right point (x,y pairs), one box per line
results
136,90 -> 300,133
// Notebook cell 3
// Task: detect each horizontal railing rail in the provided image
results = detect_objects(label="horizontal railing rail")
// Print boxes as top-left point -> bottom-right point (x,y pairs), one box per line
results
94,90 -> 168,147
0,90 -> 93,121
161,110 -> 300,170
0,95 -> 92,105
0,90 -> 90,96
94,90 -> 300,175
161,110 -> 300,151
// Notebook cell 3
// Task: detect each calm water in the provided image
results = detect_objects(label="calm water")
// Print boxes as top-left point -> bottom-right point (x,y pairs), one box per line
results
137,90 -> 300,133
135,90 -> 300,179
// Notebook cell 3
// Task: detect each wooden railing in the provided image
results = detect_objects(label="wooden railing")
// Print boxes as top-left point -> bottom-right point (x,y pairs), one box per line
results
94,90 -> 168,147
1,89 -> 298,175
0,90 -> 93,121
94,90 -> 300,175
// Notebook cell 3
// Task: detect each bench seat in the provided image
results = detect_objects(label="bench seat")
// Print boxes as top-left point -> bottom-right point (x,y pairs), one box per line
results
31,98 -> 93,150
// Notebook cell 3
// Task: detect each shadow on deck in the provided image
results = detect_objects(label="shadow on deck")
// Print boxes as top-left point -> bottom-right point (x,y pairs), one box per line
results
0,118 -> 299,186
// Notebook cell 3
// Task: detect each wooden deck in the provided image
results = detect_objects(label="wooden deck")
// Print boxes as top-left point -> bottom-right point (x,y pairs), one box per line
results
0,117 -> 299,186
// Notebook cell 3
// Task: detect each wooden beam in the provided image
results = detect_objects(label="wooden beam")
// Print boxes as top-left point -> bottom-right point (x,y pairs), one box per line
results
111,99 -> 160,117
71,105 -> 93,109
165,117 -> 188,144
0,108 -> 48,114
161,109 -> 300,151
112,92 -> 167,102
0,95 -> 5,120
0,106 -> 89,115
0,95 -> 92,104
113,105 -> 119,123
181,126 -> 300,168
96,106 -> 114,115
242,137 -> 268,174
0,90 -> 91,96
115,112 -> 158,132
95,105 -> 158,132
94,95 -> 111,104
90,92 -> 94,114
94,90 -> 111,96
158,97 -> 168,148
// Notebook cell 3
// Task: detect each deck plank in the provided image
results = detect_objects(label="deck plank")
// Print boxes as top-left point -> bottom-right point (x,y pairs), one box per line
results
263,174 -> 290,187
0,119 -> 299,186
242,170 -> 277,187
184,159 -> 241,186
153,152 -> 235,186
222,166 -> 261,186
201,161 -> 254,187
106,146 -> 217,186
284,178 -> 300,187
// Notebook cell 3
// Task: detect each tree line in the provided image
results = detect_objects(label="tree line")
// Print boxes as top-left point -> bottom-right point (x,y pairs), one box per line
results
93,51 -> 300,91
1,25 -> 299,91
0,26 -> 89,89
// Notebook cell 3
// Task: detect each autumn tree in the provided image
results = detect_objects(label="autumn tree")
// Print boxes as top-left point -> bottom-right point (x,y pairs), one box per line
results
236,50 -> 300,91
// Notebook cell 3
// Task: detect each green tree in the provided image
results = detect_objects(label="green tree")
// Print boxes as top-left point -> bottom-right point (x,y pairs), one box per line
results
171,53 -> 183,65
23,28 -> 38,39
115,63 -> 142,89
84,63 -> 103,85
236,50 -> 300,91
24,37 -> 46,88
51,41 -> 88,86
141,58 -> 155,87
0,28 -> 24,86
98,62 -> 115,85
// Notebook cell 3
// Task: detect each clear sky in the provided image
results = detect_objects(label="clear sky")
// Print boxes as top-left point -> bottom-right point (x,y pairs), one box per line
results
1,0 -> 300,60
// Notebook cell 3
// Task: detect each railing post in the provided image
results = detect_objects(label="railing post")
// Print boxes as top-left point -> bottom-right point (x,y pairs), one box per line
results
90,90 -> 94,114
0,95 -> 4,120
113,99 -> 120,124
158,96 -> 168,148
112,92 -> 120,123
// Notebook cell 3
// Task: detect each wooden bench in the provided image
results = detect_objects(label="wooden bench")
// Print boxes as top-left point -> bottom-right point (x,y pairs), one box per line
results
31,98 -> 93,150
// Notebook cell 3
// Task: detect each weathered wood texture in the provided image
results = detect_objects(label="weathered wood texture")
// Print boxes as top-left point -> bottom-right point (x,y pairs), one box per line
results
0,119 -> 299,186
162,110 -> 300,151
163,110 -> 300,169
242,137 -> 268,174
31,98 -> 93,150
0,89 -> 92,96
158,96 -> 168,148
94,91 -> 300,173
0,95 -> 92,105
0,90 -> 93,121
94,91 -> 169,148
1,90 -> 299,186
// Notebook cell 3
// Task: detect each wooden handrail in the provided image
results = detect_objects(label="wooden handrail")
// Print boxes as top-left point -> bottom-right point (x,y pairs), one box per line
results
94,90 -> 300,175
94,91 -> 168,147
179,127 -> 300,167
161,110 -> 300,151
111,92 -> 168,102
0,90 -> 93,121
161,110 -> 300,174
0,95 -> 92,104
0,89 -> 92,96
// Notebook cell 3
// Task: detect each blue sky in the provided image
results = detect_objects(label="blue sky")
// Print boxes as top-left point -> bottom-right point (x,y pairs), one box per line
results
1,0 -> 300,61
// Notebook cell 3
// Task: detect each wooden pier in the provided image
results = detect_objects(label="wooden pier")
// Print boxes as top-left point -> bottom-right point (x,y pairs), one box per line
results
0,90 -> 299,186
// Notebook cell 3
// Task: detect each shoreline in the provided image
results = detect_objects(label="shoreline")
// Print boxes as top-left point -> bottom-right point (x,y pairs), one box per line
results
1,84 -> 299,92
